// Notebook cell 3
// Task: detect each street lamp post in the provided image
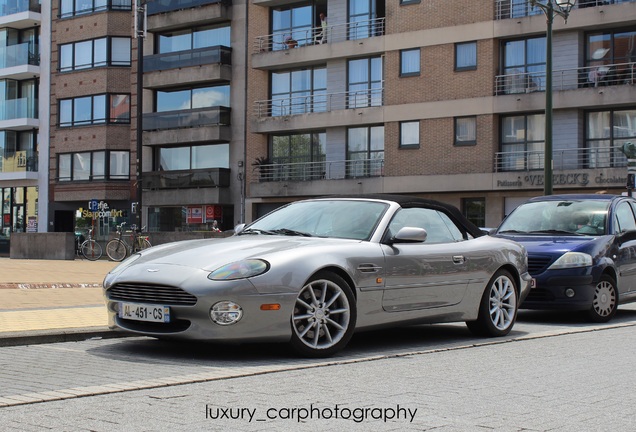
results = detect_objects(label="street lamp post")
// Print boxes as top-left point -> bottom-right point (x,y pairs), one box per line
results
134,0 -> 148,228
530,0 -> 576,196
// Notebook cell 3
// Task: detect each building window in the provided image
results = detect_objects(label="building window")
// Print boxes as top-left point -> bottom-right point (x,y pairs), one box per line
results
400,49 -> 420,77
501,36 -> 545,94
59,94 -> 130,127
586,109 -> 636,168
455,116 -> 477,146
462,198 -> 486,228
348,57 -> 383,108
59,37 -> 131,71
348,0 -> 385,40
59,0 -> 132,18
500,114 -> 544,171
271,67 -> 326,116
156,85 -> 230,112
400,0 -> 421,4
157,144 -> 229,172
455,42 -> 477,71
267,133 -> 326,181
400,121 -> 420,148
347,126 -> 384,178
585,28 -> 636,87
157,25 -> 231,53
271,4 -> 312,50
57,150 -> 129,181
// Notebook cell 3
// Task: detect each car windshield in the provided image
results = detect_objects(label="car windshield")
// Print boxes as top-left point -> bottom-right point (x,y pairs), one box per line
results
243,200 -> 389,240
498,199 -> 610,236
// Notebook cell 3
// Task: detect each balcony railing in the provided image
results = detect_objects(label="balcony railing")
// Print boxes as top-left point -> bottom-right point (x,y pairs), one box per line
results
253,17 -> 385,53
495,146 -> 629,172
0,98 -> 38,120
253,158 -> 384,182
495,0 -> 635,20
147,0 -> 228,15
0,0 -> 41,17
141,168 -> 230,190
144,46 -> 231,73
0,43 -> 39,69
143,106 -> 230,131
0,150 -> 37,173
495,62 -> 635,95
254,88 -> 384,118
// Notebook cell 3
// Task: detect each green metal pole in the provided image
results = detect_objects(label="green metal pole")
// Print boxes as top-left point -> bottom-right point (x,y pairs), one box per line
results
544,3 -> 554,196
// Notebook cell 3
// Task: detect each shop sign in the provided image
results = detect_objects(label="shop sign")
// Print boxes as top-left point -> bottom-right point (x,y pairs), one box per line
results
78,201 -> 124,219
204,205 -> 222,222
187,207 -> 203,224
496,171 -> 627,189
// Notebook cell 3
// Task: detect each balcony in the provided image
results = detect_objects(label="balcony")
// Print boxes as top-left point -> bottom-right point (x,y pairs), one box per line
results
252,158 -> 384,183
495,146 -> 628,172
147,0 -> 229,15
0,150 -> 37,173
495,0 -> 635,20
495,62 -> 635,95
0,0 -> 40,17
254,88 -> 383,118
0,43 -> 38,68
141,168 -> 230,190
144,46 -> 231,73
253,17 -> 385,54
143,106 -> 230,131
0,98 -> 37,121
147,0 -> 230,32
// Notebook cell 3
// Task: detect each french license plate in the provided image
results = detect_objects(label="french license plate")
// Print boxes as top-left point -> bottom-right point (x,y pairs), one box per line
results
119,302 -> 170,323
531,278 -> 537,288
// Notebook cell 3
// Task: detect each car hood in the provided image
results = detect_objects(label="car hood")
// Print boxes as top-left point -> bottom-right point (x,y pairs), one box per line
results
112,235 -> 361,272
495,233 -> 608,255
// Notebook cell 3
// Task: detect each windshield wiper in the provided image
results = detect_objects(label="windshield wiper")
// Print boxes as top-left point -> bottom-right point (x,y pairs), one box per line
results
497,230 -> 528,234
270,228 -> 313,237
239,228 -> 276,235
528,229 -> 584,236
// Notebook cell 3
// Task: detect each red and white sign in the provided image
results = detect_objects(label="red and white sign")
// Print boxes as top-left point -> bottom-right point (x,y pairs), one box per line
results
187,206 -> 203,224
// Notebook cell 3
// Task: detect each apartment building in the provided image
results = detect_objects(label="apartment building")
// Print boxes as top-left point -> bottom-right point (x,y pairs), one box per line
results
246,0 -> 636,227
0,0 -> 46,254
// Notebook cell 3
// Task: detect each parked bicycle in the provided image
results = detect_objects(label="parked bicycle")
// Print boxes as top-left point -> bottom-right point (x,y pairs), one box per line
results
75,227 -> 103,261
106,222 -> 152,262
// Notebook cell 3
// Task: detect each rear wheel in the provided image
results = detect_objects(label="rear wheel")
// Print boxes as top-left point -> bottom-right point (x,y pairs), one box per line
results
138,238 -> 152,251
290,271 -> 356,358
588,275 -> 617,323
81,240 -> 102,261
106,239 -> 127,262
466,270 -> 518,337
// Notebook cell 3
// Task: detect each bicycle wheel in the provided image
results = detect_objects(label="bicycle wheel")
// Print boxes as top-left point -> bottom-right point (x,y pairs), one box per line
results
81,240 -> 103,261
106,239 -> 127,262
139,238 -> 152,251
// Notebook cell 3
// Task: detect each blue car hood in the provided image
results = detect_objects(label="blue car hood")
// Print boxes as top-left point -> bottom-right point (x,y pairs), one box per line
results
495,234 -> 601,255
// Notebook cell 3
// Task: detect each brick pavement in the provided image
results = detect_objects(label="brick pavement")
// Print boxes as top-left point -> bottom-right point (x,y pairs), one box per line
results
0,258 -> 119,344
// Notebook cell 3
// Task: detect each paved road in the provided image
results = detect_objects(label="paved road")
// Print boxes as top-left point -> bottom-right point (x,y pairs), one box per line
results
1,306 -> 635,430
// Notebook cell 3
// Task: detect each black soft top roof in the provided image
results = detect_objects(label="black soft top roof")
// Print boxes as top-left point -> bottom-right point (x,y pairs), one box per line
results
321,193 -> 485,238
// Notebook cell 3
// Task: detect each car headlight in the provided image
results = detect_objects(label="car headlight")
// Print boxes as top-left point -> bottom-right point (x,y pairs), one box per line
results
208,259 -> 269,281
210,301 -> 243,325
548,252 -> 593,269
108,253 -> 141,275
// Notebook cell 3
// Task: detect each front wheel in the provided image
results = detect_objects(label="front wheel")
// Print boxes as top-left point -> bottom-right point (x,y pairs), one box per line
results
81,240 -> 102,261
588,274 -> 617,323
466,270 -> 518,337
290,271 -> 356,358
138,238 -> 152,251
106,239 -> 127,262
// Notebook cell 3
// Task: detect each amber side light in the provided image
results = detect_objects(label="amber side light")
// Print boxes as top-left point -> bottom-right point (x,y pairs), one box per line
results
260,304 -> 281,311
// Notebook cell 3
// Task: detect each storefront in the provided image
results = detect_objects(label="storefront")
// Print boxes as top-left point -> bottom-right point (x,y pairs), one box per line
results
0,186 -> 39,255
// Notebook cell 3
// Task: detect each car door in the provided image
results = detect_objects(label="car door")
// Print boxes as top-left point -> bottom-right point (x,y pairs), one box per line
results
614,200 -> 636,296
381,207 -> 472,312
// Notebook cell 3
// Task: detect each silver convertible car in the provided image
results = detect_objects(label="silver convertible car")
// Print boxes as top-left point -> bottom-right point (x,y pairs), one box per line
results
103,195 -> 532,357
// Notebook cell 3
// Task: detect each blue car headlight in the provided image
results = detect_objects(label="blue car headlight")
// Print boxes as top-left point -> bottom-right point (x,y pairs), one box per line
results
548,252 -> 593,269
208,259 -> 270,280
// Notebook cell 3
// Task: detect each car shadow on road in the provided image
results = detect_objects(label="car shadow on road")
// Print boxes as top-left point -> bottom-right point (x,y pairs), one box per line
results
517,307 -> 636,325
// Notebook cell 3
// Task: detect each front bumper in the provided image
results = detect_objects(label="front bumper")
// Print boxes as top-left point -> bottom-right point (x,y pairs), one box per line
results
521,272 -> 596,311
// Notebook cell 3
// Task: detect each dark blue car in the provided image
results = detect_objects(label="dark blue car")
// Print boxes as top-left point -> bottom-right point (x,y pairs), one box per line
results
494,194 -> 636,322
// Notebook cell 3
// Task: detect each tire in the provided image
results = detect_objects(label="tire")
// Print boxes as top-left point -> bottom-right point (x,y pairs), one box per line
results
81,240 -> 102,261
466,269 -> 518,337
106,239 -> 127,262
290,271 -> 356,358
139,238 -> 152,251
588,274 -> 617,323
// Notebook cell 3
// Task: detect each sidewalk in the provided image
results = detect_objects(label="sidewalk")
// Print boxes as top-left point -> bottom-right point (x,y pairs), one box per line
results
0,258 -> 124,346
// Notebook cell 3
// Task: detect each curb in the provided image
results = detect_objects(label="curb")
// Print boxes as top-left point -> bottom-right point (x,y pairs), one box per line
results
0,327 -> 129,348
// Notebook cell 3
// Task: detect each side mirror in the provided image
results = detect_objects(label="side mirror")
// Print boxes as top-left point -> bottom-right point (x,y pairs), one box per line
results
234,223 -> 246,234
390,227 -> 427,243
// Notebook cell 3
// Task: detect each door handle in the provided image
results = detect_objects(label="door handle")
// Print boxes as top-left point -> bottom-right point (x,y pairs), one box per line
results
452,255 -> 465,264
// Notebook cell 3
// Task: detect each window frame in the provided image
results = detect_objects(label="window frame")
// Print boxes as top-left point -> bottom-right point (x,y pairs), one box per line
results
59,0 -> 132,19
59,37 -> 131,72
455,41 -> 477,71
400,48 -> 421,77
399,121 -> 420,148
454,116 -> 477,146
58,94 -> 131,128
462,197 -> 486,228
57,150 -> 130,182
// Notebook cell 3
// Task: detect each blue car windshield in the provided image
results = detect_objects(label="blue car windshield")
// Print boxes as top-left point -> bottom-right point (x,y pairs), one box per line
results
245,200 -> 389,240
499,200 -> 610,236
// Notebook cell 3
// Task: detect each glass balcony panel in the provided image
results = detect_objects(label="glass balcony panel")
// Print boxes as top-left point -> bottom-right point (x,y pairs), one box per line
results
142,106 -> 230,131
144,46 -> 231,73
147,0 -> 228,16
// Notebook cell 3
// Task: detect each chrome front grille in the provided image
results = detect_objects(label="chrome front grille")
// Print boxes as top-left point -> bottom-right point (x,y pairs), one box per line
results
528,256 -> 554,275
108,283 -> 197,306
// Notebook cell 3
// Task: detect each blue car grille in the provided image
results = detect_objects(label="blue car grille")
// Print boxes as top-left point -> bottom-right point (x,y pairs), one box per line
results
528,255 -> 554,275
107,283 -> 197,306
